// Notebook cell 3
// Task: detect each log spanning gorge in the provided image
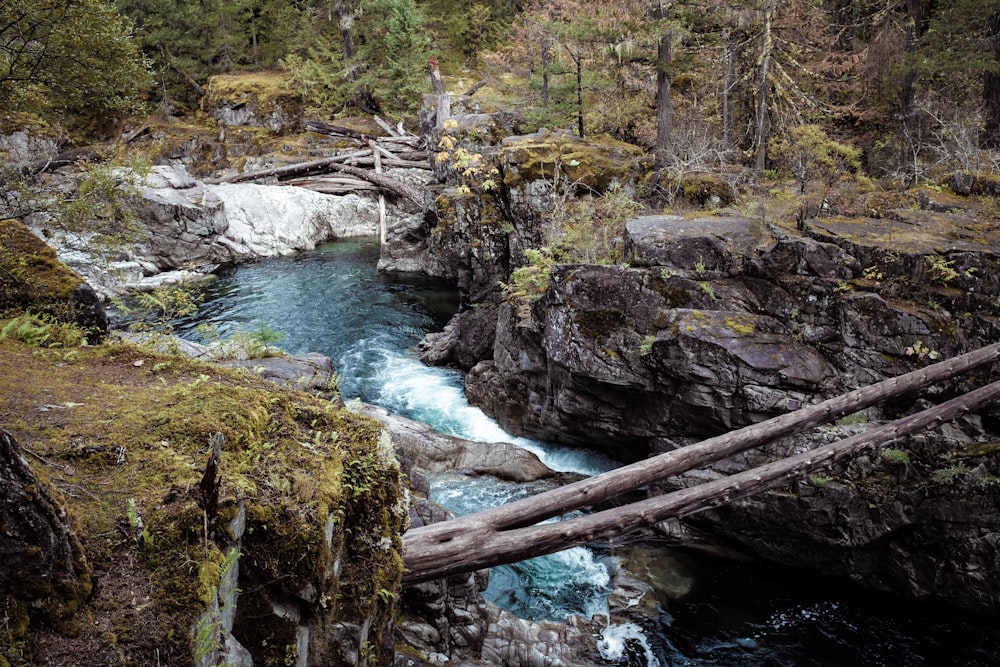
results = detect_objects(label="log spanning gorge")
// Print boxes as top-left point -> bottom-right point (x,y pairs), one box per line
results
178,239 -> 1000,666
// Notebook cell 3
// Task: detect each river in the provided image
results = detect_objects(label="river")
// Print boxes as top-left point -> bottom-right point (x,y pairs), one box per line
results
175,238 -> 998,666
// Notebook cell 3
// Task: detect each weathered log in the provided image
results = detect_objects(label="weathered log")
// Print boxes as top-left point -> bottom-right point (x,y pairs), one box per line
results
326,162 -> 426,206
20,147 -> 101,175
304,120 -> 376,143
410,341 -> 1000,548
285,176 -> 380,192
402,342 -> 1000,581
204,151 -> 371,184
402,378 -> 1000,583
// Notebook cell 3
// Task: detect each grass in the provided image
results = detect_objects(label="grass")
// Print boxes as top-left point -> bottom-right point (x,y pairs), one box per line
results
0,329 -> 405,665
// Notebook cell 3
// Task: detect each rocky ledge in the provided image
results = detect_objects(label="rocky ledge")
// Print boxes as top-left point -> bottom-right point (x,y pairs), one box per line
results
398,121 -> 1000,616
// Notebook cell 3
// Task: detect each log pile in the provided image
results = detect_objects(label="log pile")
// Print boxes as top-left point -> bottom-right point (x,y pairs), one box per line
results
206,116 -> 431,204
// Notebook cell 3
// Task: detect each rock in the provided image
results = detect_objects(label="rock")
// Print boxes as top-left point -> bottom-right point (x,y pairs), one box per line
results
0,218 -> 109,340
221,353 -> 340,400
0,429 -> 92,626
41,165 -> 385,295
417,300 -> 499,370
202,72 -> 304,134
362,404 -> 555,483
211,182 -> 379,258
623,214 -> 775,276
467,264 -> 837,461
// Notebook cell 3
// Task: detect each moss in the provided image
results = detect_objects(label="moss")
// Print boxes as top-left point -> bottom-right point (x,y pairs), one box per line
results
500,130 -> 643,193
724,315 -> 756,335
0,219 -> 83,313
675,173 -> 736,207
0,333 -> 406,665
575,309 -> 626,340
203,71 -> 302,115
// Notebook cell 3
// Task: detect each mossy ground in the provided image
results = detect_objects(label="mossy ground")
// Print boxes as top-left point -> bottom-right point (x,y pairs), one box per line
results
0,328 -> 404,666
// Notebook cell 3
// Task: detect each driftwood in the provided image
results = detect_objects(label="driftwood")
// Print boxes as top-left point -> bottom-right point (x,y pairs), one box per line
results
284,176 -> 381,194
403,378 -> 1000,583
304,120 -> 375,143
206,116 -> 429,203
20,147 -> 101,175
402,341 -> 1000,584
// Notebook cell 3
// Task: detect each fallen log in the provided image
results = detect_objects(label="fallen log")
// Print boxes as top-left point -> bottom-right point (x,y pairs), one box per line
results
284,177 -> 381,194
404,342 -> 1000,555
327,162 -> 426,206
20,147 -> 101,175
204,151 -> 371,184
304,120 -> 376,143
402,378 -> 1000,583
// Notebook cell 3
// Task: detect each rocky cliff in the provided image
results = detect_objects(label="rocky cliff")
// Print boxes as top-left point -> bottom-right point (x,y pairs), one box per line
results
394,120 -> 1000,614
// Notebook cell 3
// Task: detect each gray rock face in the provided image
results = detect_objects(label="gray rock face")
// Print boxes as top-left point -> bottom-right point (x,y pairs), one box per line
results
48,165 -> 382,295
406,127 -> 1000,613
467,261 -> 838,462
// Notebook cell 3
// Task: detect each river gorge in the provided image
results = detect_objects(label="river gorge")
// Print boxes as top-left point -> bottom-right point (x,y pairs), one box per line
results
172,238 -> 999,666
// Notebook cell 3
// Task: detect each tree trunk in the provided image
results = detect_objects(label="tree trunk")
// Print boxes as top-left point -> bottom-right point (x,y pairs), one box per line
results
900,0 -> 923,122
984,11 -> 1000,147
722,28 -> 734,153
0,429 -> 92,620
403,341 -> 1000,582
565,45 -> 585,138
428,56 -> 450,130
655,30 -> 673,168
403,378 -> 1000,584
755,1 -> 774,175
337,0 -> 357,62
541,39 -> 552,106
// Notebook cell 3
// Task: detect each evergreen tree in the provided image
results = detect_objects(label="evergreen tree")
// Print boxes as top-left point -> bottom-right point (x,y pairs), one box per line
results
0,0 -> 151,118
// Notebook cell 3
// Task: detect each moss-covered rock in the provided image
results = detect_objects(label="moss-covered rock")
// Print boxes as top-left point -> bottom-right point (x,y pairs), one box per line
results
0,332 -> 406,666
202,72 -> 304,134
0,219 -> 107,340
499,129 -> 643,193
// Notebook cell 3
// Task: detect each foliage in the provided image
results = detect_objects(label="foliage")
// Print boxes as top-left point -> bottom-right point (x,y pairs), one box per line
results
113,285 -> 202,334
769,125 -> 862,193
1,155 -> 151,270
0,0 -> 151,119
502,247 -> 554,308
881,448 -> 911,465
282,0 -> 431,117
553,183 -> 642,264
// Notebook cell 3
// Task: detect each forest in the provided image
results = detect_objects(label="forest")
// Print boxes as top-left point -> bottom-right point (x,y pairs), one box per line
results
2,0 -> 1000,191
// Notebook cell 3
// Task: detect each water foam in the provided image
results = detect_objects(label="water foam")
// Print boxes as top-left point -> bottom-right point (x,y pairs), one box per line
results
598,622 -> 661,666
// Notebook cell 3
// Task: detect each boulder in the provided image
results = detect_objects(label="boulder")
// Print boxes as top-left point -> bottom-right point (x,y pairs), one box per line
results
0,218 -> 108,340
202,72 -> 304,134
362,404 -> 554,483
623,214 -> 775,277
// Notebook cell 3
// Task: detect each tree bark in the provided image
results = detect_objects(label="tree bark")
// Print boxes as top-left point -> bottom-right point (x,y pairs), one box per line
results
754,0 -> 774,175
984,11 -> 1000,147
722,28 -> 735,153
0,429 -> 92,619
403,378 -> 1000,584
403,341 -> 1000,582
337,0 -> 357,62
655,30 -> 673,168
